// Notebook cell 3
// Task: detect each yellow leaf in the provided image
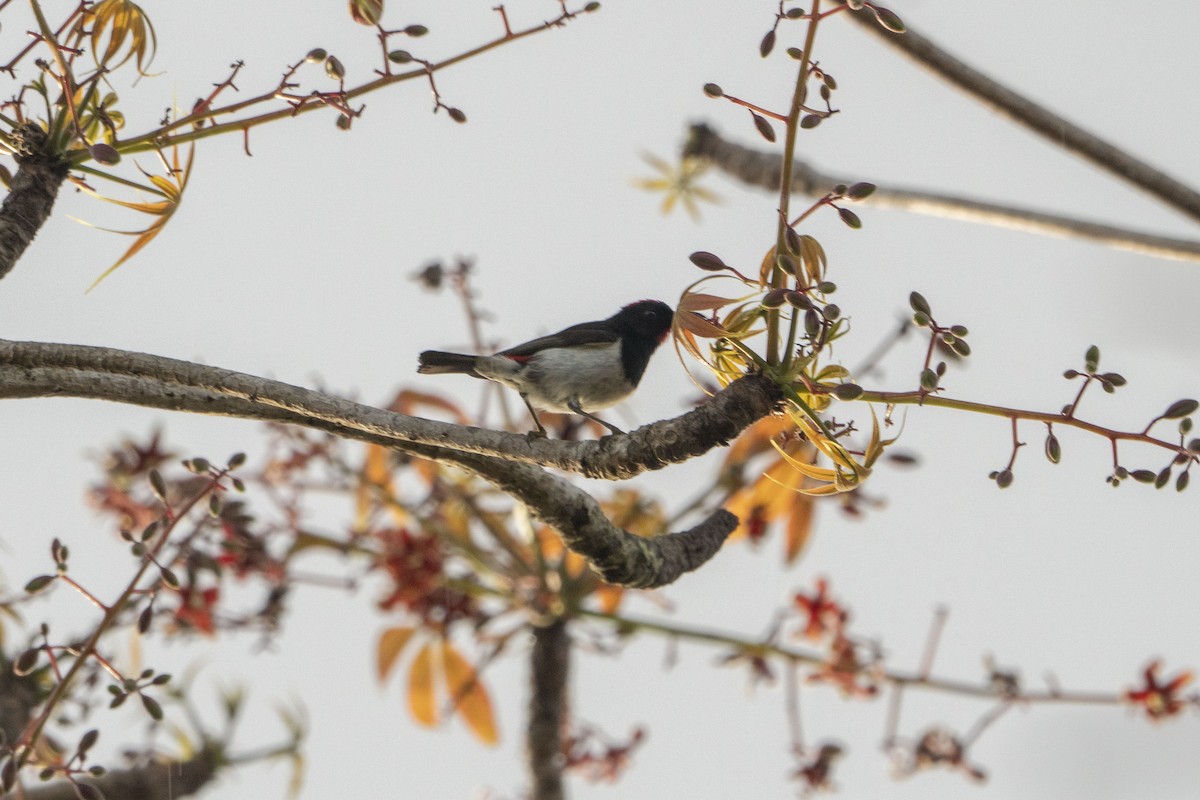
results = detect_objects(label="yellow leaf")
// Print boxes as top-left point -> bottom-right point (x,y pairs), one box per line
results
798,235 -> 827,283
762,452 -> 812,517
90,0 -> 158,74
408,642 -> 439,726
80,143 -> 194,290
442,499 -> 471,542
634,153 -> 719,219
289,530 -> 352,555
758,245 -> 777,285
440,641 -> 499,745
377,626 -> 416,682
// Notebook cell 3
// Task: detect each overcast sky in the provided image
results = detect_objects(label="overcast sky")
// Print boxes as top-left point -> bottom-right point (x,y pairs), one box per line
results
2,1 -> 1199,798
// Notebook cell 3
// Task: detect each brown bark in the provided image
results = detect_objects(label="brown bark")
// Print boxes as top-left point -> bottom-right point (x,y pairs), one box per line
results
0,126 -> 69,282
527,620 -> 570,800
0,339 -> 778,587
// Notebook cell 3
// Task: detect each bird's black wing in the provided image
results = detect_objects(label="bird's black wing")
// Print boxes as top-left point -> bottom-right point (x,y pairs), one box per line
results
498,320 -> 618,359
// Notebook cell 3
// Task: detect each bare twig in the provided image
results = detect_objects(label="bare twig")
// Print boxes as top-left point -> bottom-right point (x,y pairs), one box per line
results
579,609 -> 1124,706
835,2 -> 1200,224
684,124 -> 1200,263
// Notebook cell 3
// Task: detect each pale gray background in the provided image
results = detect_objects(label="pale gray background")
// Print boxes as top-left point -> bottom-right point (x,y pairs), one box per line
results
1,1 -> 1198,798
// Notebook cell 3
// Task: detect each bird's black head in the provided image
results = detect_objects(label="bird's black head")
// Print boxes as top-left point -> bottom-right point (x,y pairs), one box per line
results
611,300 -> 674,387
612,299 -> 673,344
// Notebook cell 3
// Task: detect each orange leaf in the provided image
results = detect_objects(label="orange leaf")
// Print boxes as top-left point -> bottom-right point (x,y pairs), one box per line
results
724,444 -> 814,541
678,292 -> 738,313
723,415 -> 795,466
377,626 -> 416,682
594,585 -> 625,614
408,641 -> 439,726
784,495 -> 815,564
675,309 -> 729,340
356,444 -> 401,529
386,389 -> 471,425
440,641 -> 499,745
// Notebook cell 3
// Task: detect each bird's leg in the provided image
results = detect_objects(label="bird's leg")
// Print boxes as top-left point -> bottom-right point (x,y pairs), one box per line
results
520,393 -> 549,439
567,398 -> 624,436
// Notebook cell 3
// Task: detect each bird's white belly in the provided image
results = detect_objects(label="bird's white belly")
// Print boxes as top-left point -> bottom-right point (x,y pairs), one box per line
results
494,343 -> 631,413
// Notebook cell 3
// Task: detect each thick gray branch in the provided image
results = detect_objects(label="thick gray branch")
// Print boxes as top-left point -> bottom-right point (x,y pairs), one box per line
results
684,123 -> 1200,263
424,444 -> 738,588
0,340 -> 751,587
527,620 -> 569,800
4,748 -> 220,800
838,2 -> 1200,224
0,127 -> 69,282
0,340 -> 780,479
0,656 -> 40,746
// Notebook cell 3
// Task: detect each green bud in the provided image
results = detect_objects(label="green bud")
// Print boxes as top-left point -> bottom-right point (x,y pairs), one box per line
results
1045,433 -> 1061,464
1162,398 -> 1198,419
909,291 -> 930,315
689,251 -> 727,271
832,383 -> 863,401
752,112 -> 776,143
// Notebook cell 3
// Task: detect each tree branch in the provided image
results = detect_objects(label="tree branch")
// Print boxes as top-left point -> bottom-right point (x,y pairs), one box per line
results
4,746 -> 221,800
836,1 -> 1200,224
0,339 -> 782,479
0,339 -> 755,587
0,126 -> 70,281
527,619 -> 569,800
0,654 -> 40,746
683,123 -> 1200,263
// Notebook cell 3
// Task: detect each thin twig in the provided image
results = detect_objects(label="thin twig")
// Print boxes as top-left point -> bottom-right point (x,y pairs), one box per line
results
836,1 -> 1200,224
917,606 -> 948,680
684,124 -> 1200,263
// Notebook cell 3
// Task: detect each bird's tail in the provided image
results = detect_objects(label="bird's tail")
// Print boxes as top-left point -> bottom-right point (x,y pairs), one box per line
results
417,350 -> 481,375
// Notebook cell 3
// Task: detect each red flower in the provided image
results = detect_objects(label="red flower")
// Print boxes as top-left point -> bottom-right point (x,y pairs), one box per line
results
807,632 -> 878,698
374,528 -> 477,626
174,585 -> 219,635
1125,660 -> 1194,720
793,743 -> 844,794
794,577 -> 844,641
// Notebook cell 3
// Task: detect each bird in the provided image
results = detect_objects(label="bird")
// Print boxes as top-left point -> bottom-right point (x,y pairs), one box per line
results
418,299 -> 674,437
